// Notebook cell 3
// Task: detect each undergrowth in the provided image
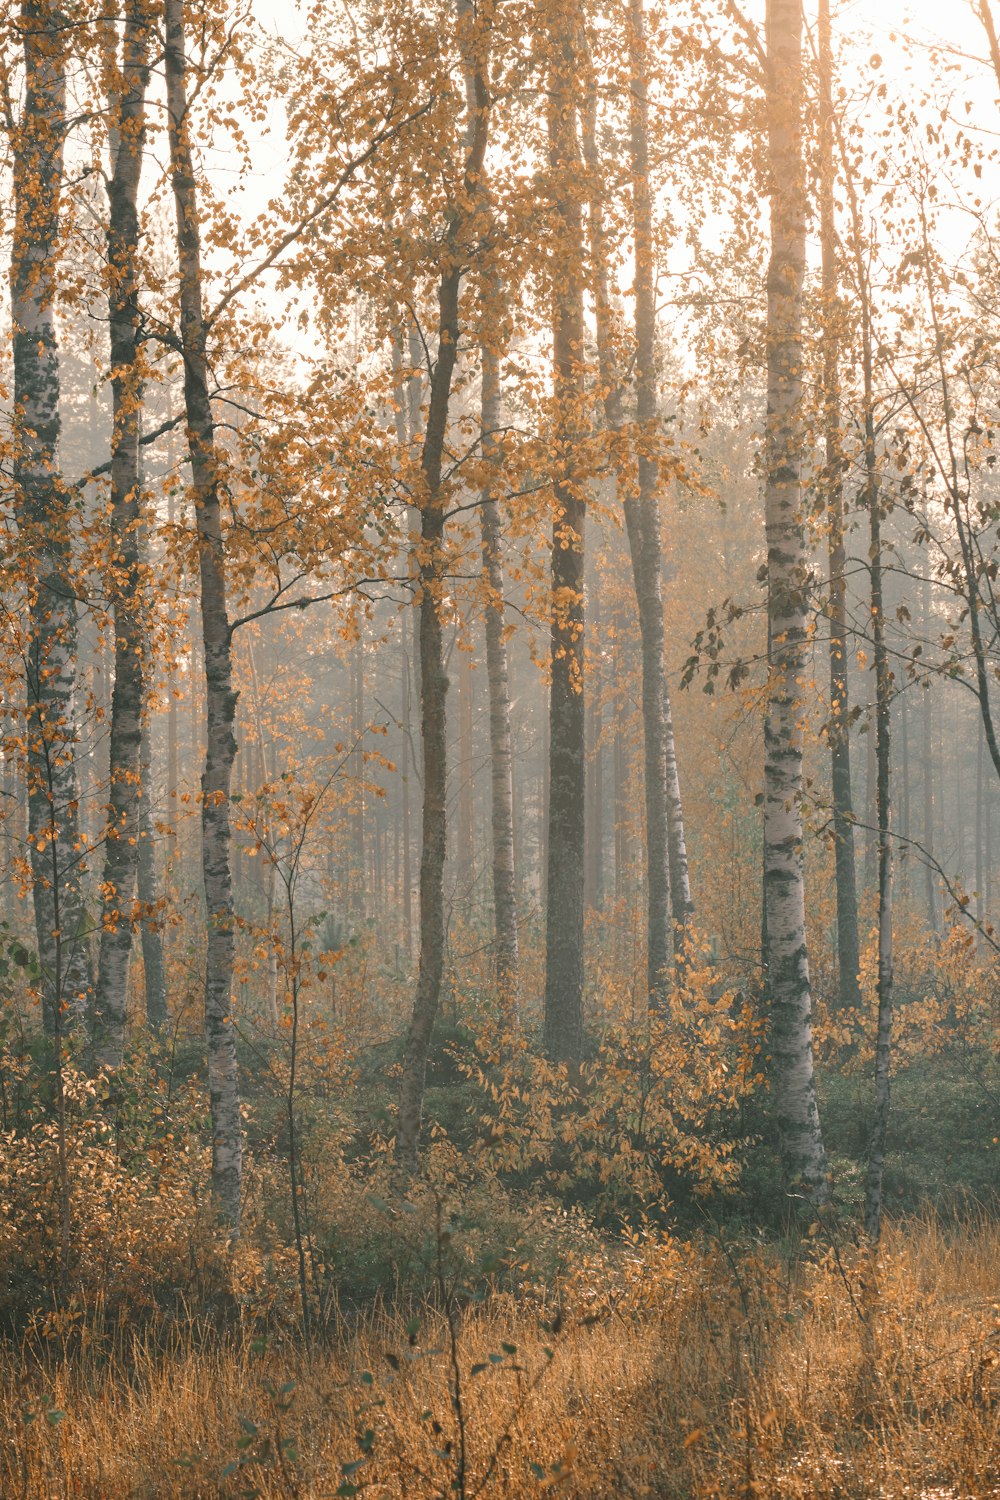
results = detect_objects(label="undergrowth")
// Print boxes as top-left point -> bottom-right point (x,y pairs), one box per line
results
2,1209 -> 998,1498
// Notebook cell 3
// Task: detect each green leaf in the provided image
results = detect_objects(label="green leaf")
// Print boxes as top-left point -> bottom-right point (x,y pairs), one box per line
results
239,1416 -> 258,1436
470,1363 -> 488,1377
501,1342 -> 517,1355
360,1371 -> 374,1387
342,1458 -> 367,1477
334,1485 -> 359,1498
45,1409 -> 65,1426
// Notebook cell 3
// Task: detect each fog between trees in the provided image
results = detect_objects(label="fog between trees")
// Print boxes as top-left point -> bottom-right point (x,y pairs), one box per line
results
1,1 -> 1000,1494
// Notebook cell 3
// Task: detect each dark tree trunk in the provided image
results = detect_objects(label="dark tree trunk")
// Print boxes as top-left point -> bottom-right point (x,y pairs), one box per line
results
165,0 -> 242,1230
94,3 -> 154,1066
137,712 -> 167,1027
543,10 -> 587,1065
397,3 -> 491,1161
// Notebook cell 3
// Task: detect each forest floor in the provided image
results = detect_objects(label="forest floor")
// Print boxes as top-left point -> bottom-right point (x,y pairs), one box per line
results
2,1210 -> 999,1499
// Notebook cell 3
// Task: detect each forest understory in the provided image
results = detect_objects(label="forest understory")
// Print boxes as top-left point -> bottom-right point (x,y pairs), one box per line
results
3,1200 -> 1000,1499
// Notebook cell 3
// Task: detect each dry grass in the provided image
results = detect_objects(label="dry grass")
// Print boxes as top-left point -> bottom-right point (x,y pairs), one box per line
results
2,1211 -> 999,1499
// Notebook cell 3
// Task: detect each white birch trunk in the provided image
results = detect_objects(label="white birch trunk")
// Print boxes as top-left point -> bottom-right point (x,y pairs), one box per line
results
763,0 -> 829,1199
10,0 -> 90,1033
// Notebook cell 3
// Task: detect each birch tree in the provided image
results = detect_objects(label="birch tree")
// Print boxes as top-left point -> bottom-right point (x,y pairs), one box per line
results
6,0 -> 91,1033
762,0 -> 828,1199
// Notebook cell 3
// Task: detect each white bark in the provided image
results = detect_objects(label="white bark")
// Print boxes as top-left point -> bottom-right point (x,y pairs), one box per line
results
10,0 -> 90,1032
763,0 -> 829,1200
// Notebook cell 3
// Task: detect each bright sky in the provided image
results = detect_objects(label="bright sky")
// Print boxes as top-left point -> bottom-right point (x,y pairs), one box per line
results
143,0 -> 1000,362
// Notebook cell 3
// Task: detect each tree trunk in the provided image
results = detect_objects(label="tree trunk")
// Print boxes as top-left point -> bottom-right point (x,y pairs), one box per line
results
543,8 -> 587,1065
397,2 -> 491,1161
137,712 -> 167,1027
899,684 -> 911,898
456,646 -> 474,891
582,4 -> 692,997
919,552 -> 939,929
818,0 -> 861,1011
10,0 -> 91,1033
351,632 -> 365,917
165,0 -> 242,1230
763,0 -> 829,1200
94,3 -> 153,1066
862,359 -> 893,1243
391,325 -> 416,958
480,339 -> 520,1010
585,591 -> 603,913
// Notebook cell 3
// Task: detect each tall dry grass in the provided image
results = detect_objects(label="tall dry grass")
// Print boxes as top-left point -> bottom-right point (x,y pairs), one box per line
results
2,1210 -> 998,1499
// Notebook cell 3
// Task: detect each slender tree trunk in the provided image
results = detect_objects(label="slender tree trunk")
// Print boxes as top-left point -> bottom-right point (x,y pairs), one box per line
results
480,339 -> 520,1009
581,8 -> 692,996
957,721 -> 966,871
818,0 -> 861,1011
614,646 -> 627,904
921,560 -> 939,930
137,713 -> 167,1026
246,643 -> 278,1026
628,0 -> 694,966
543,7 -> 587,1064
986,755 -> 993,924
831,18 -> 895,1231
862,366 -> 893,1243
94,3 -> 153,1066
662,672 -> 692,936
585,591 -> 603,913
351,634 -> 365,917
763,0 -> 828,1199
391,326 -> 415,959
456,647 -> 474,890
10,0 -> 91,1032
165,0 -> 241,1229
977,725 -> 985,930
899,685 -> 911,898
402,605 -> 414,957
397,4 -> 491,1161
